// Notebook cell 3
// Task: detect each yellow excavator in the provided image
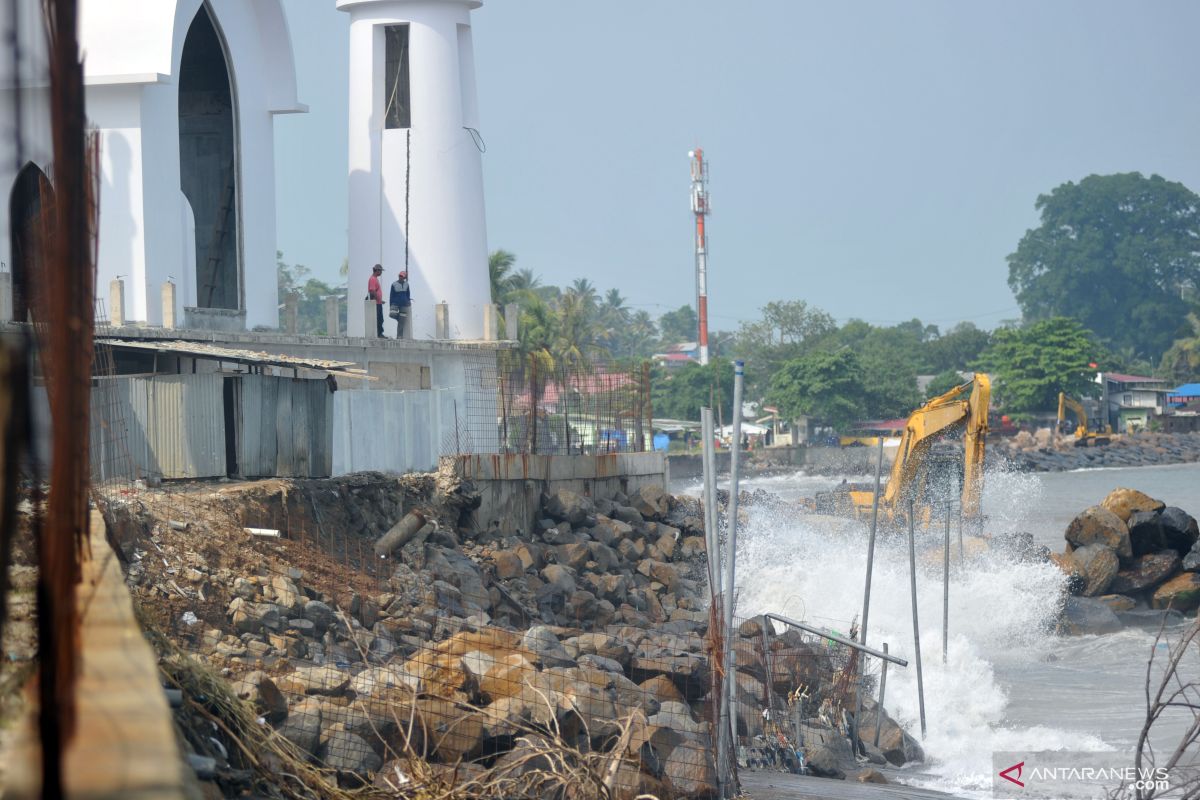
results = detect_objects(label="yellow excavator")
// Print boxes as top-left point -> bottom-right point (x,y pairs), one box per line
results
819,374 -> 990,527
1057,392 -> 1111,447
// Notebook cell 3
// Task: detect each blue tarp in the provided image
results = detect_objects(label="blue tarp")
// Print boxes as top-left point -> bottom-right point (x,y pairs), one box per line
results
653,432 -> 670,452
1167,383 -> 1200,404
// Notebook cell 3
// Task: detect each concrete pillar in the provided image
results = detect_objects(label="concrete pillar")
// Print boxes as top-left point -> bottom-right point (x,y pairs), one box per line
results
325,295 -> 340,337
435,302 -> 450,339
109,278 -> 125,327
363,298 -> 375,338
483,303 -> 498,341
161,281 -> 177,329
0,272 -> 11,322
504,302 -> 520,341
284,291 -> 300,334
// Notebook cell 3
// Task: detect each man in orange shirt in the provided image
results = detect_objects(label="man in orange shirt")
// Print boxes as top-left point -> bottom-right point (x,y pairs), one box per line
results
367,264 -> 385,338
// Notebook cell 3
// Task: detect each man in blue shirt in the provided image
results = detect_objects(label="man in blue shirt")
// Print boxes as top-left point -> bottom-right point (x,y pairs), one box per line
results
389,270 -> 412,339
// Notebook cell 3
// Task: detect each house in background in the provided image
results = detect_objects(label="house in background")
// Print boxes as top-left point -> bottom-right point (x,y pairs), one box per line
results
651,341 -> 700,370
1099,373 -> 1171,433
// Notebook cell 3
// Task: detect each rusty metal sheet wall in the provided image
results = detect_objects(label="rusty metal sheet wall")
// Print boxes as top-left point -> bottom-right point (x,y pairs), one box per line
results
236,375 -> 332,478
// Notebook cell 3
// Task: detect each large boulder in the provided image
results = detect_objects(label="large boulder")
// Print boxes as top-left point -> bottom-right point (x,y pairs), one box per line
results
1048,552 -> 1086,595
1184,541 -> 1200,572
661,737 -> 718,797
1151,572 -> 1200,612
1108,550 -> 1181,595
416,698 -> 484,763
856,709 -> 923,767
633,485 -> 670,520
1059,596 -> 1122,635
522,625 -> 574,667
1071,544 -> 1119,597
1159,507 -> 1200,556
1101,488 -> 1164,523
423,547 -> 489,612
544,488 -> 595,526
320,726 -> 383,776
278,698 -> 322,757
282,665 -> 351,697
1128,510 -> 1169,557
1065,506 -> 1132,559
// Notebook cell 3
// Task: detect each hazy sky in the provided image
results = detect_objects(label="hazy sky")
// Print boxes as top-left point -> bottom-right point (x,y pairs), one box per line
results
275,1 -> 1200,334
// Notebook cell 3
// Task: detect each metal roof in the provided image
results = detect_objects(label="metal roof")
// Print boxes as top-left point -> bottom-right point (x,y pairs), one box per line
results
96,338 -> 373,381
1103,372 -> 1164,385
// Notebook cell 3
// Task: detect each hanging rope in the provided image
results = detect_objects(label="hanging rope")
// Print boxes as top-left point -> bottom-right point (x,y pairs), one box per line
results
405,127 -> 411,272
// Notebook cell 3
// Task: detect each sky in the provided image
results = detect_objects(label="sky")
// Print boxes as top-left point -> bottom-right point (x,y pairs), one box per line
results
275,0 -> 1200,334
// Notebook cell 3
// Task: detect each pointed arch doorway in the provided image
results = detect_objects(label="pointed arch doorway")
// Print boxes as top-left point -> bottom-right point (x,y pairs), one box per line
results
178,4 -> 240,311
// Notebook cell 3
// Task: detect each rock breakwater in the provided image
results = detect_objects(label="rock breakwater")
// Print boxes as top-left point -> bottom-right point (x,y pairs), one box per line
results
993,431 -> 1200,472
108,470 -> 921,798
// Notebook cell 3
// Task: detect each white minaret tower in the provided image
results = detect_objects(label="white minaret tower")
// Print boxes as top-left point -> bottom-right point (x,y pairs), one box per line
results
340,0 -> 490,340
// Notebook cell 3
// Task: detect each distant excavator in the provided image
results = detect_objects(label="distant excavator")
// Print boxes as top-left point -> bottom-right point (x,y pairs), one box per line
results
1057,392 -> 1111,447
818,374 -> 991,528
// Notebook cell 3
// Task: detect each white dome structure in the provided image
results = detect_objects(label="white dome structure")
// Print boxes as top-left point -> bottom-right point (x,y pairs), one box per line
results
340,0 -> 491,340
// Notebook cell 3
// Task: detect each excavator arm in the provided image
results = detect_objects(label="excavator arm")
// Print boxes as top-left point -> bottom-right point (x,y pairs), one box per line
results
1057,392 -> 1089,437
850,373 -> 990,524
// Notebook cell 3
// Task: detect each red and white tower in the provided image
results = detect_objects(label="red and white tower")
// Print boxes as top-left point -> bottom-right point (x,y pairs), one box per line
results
689,149 -> 711,365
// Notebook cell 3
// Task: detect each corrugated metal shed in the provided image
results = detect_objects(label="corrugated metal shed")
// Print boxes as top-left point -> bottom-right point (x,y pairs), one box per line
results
90,374 -> 226,480
234,375 -> 332,478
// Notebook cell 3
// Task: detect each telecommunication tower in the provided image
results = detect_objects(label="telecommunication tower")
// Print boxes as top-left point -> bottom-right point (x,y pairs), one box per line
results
689,148 -> 710,365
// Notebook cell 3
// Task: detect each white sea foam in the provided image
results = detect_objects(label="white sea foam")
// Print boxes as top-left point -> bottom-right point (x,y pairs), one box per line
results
729,466 -> 1119,796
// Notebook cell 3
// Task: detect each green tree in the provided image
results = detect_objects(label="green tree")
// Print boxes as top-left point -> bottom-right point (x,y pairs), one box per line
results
736,300 -> 837,390
650,361 -> 734,422
1161,313 -> 1200,383
1007,173 -> 1200,359
658,304 -> 698,346
277,251 -> 343,334
829,320 -> 922,418
925,369 -> 965,399
923,322 -> 992,373
768,349 -> 866,431
975,317 -> 1104,414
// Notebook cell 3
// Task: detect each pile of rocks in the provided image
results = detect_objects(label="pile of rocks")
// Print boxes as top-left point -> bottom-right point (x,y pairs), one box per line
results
1055,488 -> 1200,633
993,430 -> 1200,473
125,478 -> 925,796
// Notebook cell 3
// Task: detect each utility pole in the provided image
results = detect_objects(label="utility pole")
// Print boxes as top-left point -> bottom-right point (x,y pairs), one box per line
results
689,148 -> 710,365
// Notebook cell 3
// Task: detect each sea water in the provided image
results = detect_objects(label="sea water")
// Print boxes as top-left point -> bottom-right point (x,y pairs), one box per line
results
676,461 -> 1200,797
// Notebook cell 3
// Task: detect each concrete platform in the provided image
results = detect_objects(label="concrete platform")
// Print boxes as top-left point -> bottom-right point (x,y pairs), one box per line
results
3,511 -> 189,799
741,770 -> 966,800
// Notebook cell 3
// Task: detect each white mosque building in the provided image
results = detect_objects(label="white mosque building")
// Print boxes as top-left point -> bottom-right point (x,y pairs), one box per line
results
3,0 -> 491,338
2,0 -> 305,330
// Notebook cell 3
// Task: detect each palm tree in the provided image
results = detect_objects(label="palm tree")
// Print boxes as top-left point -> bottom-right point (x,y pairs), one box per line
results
1161,313 -> 1200,382
569,278 -> 598,311
489,249 -> 517,304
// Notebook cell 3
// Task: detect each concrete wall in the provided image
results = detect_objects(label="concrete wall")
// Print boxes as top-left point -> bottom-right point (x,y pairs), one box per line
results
451,452 -> 668,534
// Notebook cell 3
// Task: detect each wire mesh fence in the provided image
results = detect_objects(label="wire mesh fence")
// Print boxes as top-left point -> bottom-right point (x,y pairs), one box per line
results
458,352 -> 653,457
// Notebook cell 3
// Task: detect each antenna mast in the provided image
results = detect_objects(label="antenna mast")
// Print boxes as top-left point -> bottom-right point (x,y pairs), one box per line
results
689,148 -> 710,365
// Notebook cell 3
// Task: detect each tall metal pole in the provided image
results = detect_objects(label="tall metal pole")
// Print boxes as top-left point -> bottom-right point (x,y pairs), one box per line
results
860,436 -> 886,645
943,503 -> 950,665
856,436 -> 886,757
689,149 -> 711,366
701,408 -> 720,595
908,500 -> 927,738
874,643 -> 889,749
700,407 -> 727,800
723,360 -> 745,792
957,504 -> 964,564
